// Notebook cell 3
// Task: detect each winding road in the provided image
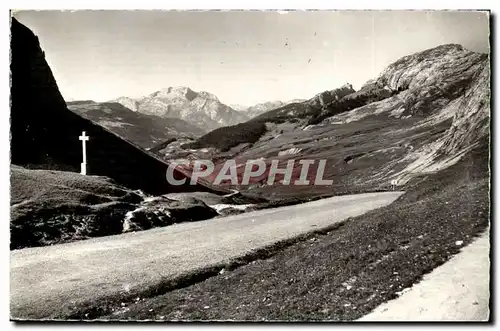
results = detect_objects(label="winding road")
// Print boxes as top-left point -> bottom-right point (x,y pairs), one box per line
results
11,191 -> 403,320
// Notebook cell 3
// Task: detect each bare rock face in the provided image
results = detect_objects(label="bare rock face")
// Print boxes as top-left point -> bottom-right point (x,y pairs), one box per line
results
247,84 -> 359,123
319,44 -> 490,184
376,44 -> 479,91
114,86 -> 250,131
439,64 -> 490,155
371,44 -> 488,116
307,83 -> 356,109
393,57 -> 490,183
112,96 -> 139,112
307,45 -> 487,126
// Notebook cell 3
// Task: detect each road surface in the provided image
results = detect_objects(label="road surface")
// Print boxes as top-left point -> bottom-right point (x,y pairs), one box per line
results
359,229 -> 490,321
11,191 -> 403,320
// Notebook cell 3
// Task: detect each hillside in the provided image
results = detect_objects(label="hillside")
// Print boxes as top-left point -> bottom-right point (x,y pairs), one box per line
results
239,99 -> 307,119
67,101 -> 204,149
108,135 -> 490,321
183,121 -> 267,152
10,18 -> 222,196
10,166 -> 219,250
113,87 -> 249,131
157,44 -> 490,200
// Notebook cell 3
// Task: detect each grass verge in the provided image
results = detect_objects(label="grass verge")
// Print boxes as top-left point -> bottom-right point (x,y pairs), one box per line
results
101,139 -> 489,321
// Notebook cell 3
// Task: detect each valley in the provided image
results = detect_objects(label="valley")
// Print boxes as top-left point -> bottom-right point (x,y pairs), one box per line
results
67,101 -> 204,149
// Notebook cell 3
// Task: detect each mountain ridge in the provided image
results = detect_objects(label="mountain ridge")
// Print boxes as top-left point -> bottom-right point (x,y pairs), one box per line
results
67,100 -> 204,149
112,86 -> 249,131
238,99 -> 308,119
10,17 -> 224,196
155,43 -> 490,199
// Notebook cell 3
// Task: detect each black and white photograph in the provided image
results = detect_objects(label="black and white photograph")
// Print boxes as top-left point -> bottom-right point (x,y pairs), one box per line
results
7,7 -> 492,323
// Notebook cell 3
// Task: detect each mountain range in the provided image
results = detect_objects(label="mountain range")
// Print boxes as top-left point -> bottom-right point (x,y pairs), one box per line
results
154,43 -> 490,200
67,101 -> 204,149
232,99 -> 307,118
9,15 -> 490,320
12,15 -> 489,201
9,17 -> 222,196
112,87 -> 249,131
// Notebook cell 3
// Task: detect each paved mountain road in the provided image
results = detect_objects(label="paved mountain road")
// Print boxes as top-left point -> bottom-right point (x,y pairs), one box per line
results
10,191 -> 403,320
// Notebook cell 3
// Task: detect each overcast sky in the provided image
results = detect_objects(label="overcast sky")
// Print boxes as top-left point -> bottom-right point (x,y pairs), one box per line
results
13,10 -> 489,106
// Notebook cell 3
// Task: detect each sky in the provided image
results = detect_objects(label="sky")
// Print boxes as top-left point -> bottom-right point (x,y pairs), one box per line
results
13,10 -> 490,106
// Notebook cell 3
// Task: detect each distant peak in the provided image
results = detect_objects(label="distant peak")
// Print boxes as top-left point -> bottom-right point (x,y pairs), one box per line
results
157,86 -> 193,94
152,86 -> 199,101
115,96 -> 135,101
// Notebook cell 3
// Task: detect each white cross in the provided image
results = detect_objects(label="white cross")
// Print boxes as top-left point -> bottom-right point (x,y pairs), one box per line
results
391,179 -> 398,191
79,131 -> 90,175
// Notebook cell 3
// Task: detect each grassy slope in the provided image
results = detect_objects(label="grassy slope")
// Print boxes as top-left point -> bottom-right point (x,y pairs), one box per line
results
10,166 -> 223,250
178,80 -> 393,153
107,139 -> 489,321
158,46 -> 487,203
182,121 -> 267,152
11,19 -> 224,196
194,113 -> 449,200
10,166 -> 142,250
67,102 -> 204,149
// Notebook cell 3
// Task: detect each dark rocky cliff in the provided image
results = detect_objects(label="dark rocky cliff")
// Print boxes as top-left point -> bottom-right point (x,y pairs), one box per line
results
10,18 -> 223,195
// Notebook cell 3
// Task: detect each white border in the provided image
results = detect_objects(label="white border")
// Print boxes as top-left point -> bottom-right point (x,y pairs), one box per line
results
4,0 -> 500,10
1,1 -> 497,330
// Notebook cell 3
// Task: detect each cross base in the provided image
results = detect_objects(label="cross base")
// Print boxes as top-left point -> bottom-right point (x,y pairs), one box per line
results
81,162 -> 87,176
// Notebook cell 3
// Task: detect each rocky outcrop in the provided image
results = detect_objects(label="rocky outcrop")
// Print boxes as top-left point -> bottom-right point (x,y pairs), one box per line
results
10,166 -> 220,249
112,96 -> 139,112
317,45 -> 489,186
114,86 -> 249,131
438,64 -> 490,155
307,83 -> 394,125
10,165 -> 140,249
122,196 -> 218,233
392,57 -> 490,183
370,44 -> 487,117
306,45 -> 486,126
307,83 -> 356,109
